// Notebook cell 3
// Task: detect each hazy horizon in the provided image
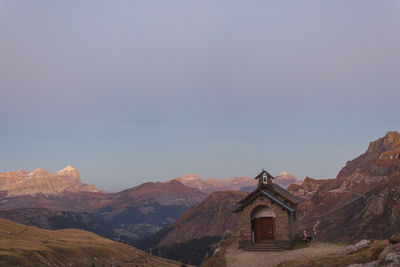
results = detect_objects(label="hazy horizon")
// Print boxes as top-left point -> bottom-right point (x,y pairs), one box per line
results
1,1 -> 399,191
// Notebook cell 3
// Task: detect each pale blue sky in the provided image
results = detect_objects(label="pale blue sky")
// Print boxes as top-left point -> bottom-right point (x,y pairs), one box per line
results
1,1 -> 399,191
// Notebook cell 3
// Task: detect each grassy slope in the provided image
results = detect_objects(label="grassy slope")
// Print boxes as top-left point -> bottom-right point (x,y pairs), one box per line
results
200,238 -> 235,267
0,218 -> 183,267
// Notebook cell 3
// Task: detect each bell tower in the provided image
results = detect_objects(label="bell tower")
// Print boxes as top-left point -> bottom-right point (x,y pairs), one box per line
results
256,169 -> 274,187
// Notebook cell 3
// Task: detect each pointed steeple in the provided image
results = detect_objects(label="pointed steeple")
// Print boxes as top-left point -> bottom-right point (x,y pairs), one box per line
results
254,169 -> 274,187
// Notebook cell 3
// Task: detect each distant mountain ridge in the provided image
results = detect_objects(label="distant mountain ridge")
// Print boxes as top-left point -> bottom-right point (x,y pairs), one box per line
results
170,171 -> 300,193
169,174 -> 255,193
0,178 -> 207,243
0,166 -> 98,196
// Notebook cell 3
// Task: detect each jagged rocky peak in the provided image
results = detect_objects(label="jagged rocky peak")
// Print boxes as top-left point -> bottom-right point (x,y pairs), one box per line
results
56,165 -> 80,178
16,169 -> 27,175
30,168 -> 50,176
0,166 -> 98,196
272,171 -> 301,188
275,171 -> 300,182
338,131 -> 400,178
175,174 -> 201,182
368,131 -> 400,153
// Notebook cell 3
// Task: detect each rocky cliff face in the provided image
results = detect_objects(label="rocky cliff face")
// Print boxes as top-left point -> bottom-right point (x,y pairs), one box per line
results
287,177 -> 333,200
294,131 -> 400,241
338,131 -> 400,178
0,166 -> 98,196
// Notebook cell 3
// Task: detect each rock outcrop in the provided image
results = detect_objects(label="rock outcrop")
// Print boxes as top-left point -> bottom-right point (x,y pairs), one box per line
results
287,176 -> 332,200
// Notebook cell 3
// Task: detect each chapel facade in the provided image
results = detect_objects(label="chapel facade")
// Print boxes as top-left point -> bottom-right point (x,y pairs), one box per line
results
233,169 -> 299,249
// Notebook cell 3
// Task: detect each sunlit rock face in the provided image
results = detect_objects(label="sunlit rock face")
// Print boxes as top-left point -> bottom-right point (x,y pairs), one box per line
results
274,171 -> 301,188
0,166 -> 98,196
290,131 -> 400,242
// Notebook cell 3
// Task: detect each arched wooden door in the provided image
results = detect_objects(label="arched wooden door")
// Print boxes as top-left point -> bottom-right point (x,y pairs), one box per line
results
252,217 -> 275,242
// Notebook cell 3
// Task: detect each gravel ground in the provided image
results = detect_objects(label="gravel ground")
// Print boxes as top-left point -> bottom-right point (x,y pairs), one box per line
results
225,241 -> 344,267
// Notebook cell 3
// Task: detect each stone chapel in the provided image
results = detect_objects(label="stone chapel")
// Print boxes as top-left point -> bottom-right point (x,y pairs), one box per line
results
233,169 -> 299,249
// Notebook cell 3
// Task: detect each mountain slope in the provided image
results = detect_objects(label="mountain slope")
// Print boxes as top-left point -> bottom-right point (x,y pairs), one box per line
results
292,131 -> 400,241
0,218 -> 182,266
0,180 -> 207,243
94,180 -> 207,242
159,190 -> 247,246
0,208 -> 114,239
137,191 -> 247,265
0,166 -> 98,196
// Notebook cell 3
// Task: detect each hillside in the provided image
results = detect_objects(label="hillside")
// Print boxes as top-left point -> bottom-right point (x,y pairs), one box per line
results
0,218 -> 183,267
137,191 -> 247,265
0,208 -> 114,240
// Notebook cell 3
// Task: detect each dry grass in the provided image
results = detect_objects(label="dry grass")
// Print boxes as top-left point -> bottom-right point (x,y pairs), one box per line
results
0,218 -> 183,266
277,240 -> 389,267
200,237 -> 235,267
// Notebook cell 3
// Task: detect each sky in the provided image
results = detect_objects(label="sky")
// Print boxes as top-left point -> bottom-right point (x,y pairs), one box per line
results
1,1 -> 400,192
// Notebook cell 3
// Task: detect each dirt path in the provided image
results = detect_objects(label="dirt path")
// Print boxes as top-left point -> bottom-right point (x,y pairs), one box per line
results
225,241 -> 344,267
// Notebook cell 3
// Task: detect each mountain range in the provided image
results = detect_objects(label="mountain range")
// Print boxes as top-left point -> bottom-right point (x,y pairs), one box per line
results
170,171 -> 300,193
0,179 -> 206,243
0,164 -> 300,265
0,166 -> 98,196
3,132 -> 399,265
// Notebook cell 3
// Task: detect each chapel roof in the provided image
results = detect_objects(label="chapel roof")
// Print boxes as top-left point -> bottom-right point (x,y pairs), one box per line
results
233,170 -> 300,213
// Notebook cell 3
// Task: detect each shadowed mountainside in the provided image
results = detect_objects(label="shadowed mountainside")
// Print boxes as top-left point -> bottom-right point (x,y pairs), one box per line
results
137,190 -> 247,265
0,180 -> 207,243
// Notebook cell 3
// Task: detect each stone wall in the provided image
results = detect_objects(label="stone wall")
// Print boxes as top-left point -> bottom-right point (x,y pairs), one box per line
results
237,193 -> 296,248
